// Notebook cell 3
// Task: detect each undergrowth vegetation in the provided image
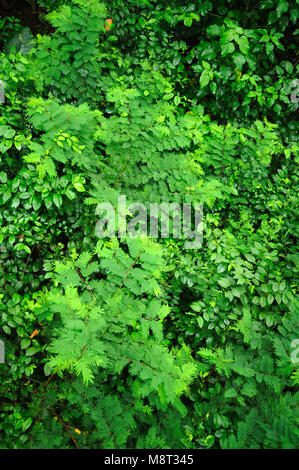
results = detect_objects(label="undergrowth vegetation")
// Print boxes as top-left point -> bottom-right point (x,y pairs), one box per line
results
0,0 -> 298,449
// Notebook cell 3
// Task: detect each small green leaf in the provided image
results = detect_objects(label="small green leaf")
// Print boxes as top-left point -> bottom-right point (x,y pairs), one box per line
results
73,182 -> 85,192
22,418 -> 32,432
21,339 -> 31,349
0,171 -> 7,183
237,35 -> 249,55
221,42 -> 235,56
25,346 -> 39,356
276,1 -> 289,17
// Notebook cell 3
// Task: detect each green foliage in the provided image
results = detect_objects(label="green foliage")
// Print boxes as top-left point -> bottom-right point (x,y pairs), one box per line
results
0,16 -> 22,51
